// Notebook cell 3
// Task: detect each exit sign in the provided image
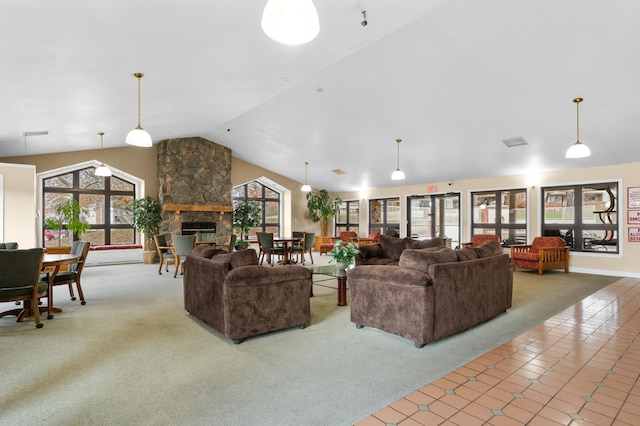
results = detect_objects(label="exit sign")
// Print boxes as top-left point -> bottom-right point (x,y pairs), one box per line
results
427,185 -> 436,192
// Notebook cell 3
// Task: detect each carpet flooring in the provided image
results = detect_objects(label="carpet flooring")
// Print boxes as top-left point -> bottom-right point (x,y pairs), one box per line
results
0,260 -> 618,426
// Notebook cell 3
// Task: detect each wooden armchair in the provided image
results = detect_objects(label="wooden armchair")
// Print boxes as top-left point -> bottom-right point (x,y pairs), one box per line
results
154,234 -> 176,275
462,234 -> 501,248
357,231 -> 380,246
510,236 -> 569,275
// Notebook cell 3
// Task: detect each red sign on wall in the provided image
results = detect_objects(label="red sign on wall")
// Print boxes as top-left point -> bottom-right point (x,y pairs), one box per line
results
629,227 -> 640,242
628,210 -> 640,224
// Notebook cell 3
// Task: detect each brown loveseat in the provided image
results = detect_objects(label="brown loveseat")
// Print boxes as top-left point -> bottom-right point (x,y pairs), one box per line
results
348,241 -> 513,347
355,234 -> 445,266
183,247 -> 313,344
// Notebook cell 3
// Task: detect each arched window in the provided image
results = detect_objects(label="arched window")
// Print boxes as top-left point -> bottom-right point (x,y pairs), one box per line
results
42,165 -> 137,247
233,180 -> 281,239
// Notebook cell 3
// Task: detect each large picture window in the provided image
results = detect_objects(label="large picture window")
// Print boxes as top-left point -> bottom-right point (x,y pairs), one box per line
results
42,167 -> 136,247
471,189 -> 527,247
233,181 -> 281,239
369,197 -> 400,236
336,200 -> 359,235
542,182 -> 618,253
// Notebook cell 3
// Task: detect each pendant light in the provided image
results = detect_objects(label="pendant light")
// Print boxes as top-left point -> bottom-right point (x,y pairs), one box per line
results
261,0 -> 320,46
125,73 -> 152,147
95,132 -> 112,177
391,138 -> 405,180
565,97 -> 591,158
301,161 -> 311,192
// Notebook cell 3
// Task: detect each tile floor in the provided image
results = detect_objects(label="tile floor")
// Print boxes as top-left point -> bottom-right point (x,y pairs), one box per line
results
356,277 -> 640,426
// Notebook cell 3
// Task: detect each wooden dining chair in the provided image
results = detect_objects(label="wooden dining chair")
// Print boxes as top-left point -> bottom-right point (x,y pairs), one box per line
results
256,232 -> 283,266
154,234 -> 176,275
40,241 -> 90,305
171,234 -> 196,277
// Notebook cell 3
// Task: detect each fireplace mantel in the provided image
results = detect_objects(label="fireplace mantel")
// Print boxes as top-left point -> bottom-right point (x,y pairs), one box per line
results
163,204 -> 233,220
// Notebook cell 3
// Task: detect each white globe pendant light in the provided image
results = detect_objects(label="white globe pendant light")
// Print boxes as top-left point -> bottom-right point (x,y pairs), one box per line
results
125,73 -> 152,147
261,0 -> 320,46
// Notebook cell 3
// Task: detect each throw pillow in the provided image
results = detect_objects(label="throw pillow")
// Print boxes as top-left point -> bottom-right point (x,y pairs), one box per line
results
192,245 -> 225,259
472,240 -> 504,258
378,234 -> 408,260
213,248 -> 259,269
406,237 -> 444,249
399,247 -> 458,274
456,247 -> 479,261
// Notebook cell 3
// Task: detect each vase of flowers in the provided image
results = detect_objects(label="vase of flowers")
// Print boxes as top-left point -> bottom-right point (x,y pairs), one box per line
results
330,239 -> 360,271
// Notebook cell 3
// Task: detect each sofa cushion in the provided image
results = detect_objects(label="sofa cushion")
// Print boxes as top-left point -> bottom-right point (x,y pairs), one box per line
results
212,248 -> 259,269
406,237 -> 444,249
473,240 -> 503,258
378,234 -> 408,260
192,245 -> 225,259
399,247 -> 458,273
456,247 -> 479,261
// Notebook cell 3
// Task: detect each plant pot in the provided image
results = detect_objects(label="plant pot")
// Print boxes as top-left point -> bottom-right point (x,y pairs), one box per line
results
142,250 -> 157,264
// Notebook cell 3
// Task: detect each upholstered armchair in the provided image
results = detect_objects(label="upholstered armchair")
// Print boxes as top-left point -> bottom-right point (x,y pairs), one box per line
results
183,248 -> 312,344
510,236 -> 569,275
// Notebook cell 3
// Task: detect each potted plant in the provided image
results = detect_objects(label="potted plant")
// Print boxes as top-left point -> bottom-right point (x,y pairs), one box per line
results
232,199 -> 262,250
132,196 -> 163,263
306,189 -> 342,237
329,239 -> 360,271
44,198 -> 91,248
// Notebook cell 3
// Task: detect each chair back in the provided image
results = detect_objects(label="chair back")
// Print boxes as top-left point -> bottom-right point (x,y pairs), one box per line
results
531,236 -> 566,253
68,241 -> 90,273
0,242 -> 19,250
197,232 -> 216,243
339,231 -> 357,242
228,234 -> 237,252
304,232 -> 315,251
257,232 -> 274,250
471,234 -> 501,247
0,248 -> 44,292
155,234 -> 170,253
367,232 -> 380,240
172,234 -> 196,256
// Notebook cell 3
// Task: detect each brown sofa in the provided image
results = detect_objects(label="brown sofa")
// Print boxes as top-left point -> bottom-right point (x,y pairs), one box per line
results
354,234 -> 445,266
348,241 -> 513,348
183,247 -> 313,344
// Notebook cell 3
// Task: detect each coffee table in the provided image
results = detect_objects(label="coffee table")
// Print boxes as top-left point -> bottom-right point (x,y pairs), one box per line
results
305,264 -> 348,306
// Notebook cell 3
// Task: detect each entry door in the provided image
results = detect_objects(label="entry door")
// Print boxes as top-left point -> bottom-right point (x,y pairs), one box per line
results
407,193 -> 460,248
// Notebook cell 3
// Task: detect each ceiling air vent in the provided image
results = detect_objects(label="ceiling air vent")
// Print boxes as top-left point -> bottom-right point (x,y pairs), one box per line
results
502,137 -> 528,148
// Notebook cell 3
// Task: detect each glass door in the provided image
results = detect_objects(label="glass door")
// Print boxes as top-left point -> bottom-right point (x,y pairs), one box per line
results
407,193 -> 460,248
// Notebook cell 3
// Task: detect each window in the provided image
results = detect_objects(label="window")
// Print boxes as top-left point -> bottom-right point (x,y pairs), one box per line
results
43,167 -> 136,247
369,197 -> 400,236
542,182 -> 618,253
233,181 -> 281,239
471,189 -> 527,247
335,200 -> 359,235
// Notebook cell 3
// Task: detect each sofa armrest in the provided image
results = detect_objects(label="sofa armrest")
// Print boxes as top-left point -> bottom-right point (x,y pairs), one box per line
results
183,255 -> 231,332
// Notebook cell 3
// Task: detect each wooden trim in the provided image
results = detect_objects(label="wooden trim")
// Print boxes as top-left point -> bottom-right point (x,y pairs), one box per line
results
163,204 -> 233,220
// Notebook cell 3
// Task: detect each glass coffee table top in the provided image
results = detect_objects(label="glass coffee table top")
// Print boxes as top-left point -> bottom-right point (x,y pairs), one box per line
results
305,263 -> 347,278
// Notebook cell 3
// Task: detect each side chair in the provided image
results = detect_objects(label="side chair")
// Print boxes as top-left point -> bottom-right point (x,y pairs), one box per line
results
0,248 -> 47,328
40,241 -> 90,305
256,232 -> 283,266
171,234 -> 196,277
154,234 -> 176,275
290,232 -> 315,264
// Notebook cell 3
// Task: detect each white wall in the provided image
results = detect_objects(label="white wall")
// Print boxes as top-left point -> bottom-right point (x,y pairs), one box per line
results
0,162 -> 37,248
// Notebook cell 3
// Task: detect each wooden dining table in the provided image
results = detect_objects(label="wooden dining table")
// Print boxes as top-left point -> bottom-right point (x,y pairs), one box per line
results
41,253 -> 80,319
273,238 -> 302,265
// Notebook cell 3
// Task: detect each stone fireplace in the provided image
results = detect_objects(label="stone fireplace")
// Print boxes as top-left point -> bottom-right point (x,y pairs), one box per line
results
157,136 -> 233,239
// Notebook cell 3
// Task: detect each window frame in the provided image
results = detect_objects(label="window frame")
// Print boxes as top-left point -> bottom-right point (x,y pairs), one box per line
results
368,197 -> 401,236
335,199 -> 359,235
470,188 -> 527,247
233,180 -> 281,239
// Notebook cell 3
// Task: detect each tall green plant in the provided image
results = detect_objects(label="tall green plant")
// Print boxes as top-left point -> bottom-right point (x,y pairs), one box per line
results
306,189 -> 342,236
232,199 -> 262,240
132,196 -> 163,247
43,198 -> 91,246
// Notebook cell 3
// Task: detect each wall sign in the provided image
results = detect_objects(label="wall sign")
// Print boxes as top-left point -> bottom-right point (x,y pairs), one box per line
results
628,210 -> 640,224
629,227 -> 640,242
628,187 -> 640,209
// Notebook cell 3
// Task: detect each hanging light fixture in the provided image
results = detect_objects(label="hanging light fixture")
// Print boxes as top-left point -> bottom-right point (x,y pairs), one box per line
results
391,138 -> 405,180
125,73 -> 152,147
261,0 -> 320,46
95,132 -> 112,177
565,97 -> 591,158
301,161 -> 311,192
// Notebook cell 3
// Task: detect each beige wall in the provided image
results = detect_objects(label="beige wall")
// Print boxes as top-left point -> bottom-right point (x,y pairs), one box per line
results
336,161 -> 640,278
0,163 -> 37,248
3,147 -> 639,276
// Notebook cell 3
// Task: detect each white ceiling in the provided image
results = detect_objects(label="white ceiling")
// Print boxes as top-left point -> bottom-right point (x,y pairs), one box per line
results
1,0 -> 639,192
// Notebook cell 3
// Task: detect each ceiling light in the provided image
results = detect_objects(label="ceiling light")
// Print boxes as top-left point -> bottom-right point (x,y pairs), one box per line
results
301,161 -> 311,192
565,97 -> 591,158
125,73 -> 152,147
95,132 -> 112,177
391,138 -> 405,180
261,0 -> 320,46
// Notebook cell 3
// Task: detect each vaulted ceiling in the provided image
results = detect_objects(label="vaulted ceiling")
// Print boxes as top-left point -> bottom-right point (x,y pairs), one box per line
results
1,0 -> 639,192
